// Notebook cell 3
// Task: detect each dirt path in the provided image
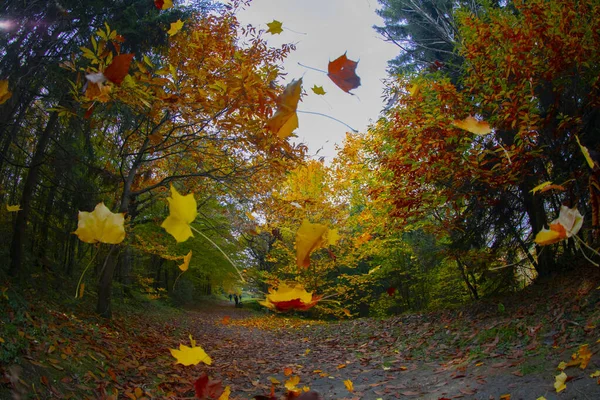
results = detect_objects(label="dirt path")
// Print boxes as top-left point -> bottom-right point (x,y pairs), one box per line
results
179,299 -> 600,400
3,273 -> 600,399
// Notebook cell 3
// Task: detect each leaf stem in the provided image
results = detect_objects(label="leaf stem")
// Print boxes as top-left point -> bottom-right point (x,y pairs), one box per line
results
190,225 -> 245,282
75,246 -> 100,298
297,62 -> 327,74
573,234 -> 600,266
297,110 -> 358,132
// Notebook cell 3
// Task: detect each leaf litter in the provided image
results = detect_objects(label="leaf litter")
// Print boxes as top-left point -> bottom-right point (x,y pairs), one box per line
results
3,268 -> 600,399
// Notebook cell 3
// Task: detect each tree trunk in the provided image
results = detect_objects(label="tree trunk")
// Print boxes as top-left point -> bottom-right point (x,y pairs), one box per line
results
96,245 -> 118,318
9,111 -> 59,276
95,137 -> 149,318
519,176 -> 556,277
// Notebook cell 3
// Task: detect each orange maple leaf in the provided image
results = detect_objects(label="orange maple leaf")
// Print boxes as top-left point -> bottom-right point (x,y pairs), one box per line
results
328,53 -> 361,93
266,78 -> 302,139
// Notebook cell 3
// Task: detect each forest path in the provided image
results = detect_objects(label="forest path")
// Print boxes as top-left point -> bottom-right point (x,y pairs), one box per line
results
3,272 -> 600,400
181,294 -> 600,400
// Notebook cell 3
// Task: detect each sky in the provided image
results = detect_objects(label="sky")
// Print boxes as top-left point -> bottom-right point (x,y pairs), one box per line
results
235,0 -> 398,162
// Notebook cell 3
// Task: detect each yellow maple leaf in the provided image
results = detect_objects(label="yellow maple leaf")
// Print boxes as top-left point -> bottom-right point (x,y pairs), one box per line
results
179,250 -> 192,271
453,116 -> 492,135
534,224 -> 566,246
311,85 -> 326,95
576,135 -> 595,169
266,78 -> 302,139
74,202 -> 125,244
266,20 -> 283,35
0,80 -> 12,104
535,206 -> 583,246
161,185 -> 198,242
218,386 -> 231,400
6,204 -> 21,212
554,372 -> 567,393
167,19 -> 184,36
343,379 -> 354,393
170,335 -> 212,366
158,0 -> 173,10
296,219 -> 332,267
557,361 -> 568,370
268,376 -> 281,384
530,181 -> 552,194
259,283 -> 320,312
285,375 -> 301,392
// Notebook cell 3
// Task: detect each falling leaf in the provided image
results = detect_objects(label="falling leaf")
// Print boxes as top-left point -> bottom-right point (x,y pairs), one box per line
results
268,376 -> 281,384
337,364 -> 346,369
576,135 -> 595,169
170,335 -> 212,366
266,20 -> 283,35
74,202 -> 126,244
499,395 -> 511,400
535,206 -> 583,246
311,85 -> 326,95
194,373 -> 224,399
266,78 -> 302,139
387,287 -> 396,296
0,80 -> 12,104
103,54 -> 134,85
328,53 -> 361,93
6,204 -> 21,212
283,367 -> 293,376
453,116 -> 492,135
342,308 -> 352,317
537,397 -> 547,400
296,219 -> 335,268
161,185 -> 198,243
558,361 -> 567,370
218,386 -> 231,400
259,282 -> 321,312
179,250 -> 192,271
534,224 -> 566,246
531,181 -> 552,194
343,379 -> 354,393
85,81 -> 112,103
167,19 -> 184,36
78,283 -> 85,299
554,372 -> 567,393
285,375 -> 301,392
154,0 -> 173,10
590,371 -> 600,378
221,316 -> 230,325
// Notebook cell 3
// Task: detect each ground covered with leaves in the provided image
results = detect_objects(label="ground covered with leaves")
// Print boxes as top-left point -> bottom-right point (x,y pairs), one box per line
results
3,268 -> 600,399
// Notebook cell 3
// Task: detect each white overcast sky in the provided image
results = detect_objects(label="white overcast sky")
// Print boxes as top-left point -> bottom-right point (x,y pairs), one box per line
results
235,0 -> 398,162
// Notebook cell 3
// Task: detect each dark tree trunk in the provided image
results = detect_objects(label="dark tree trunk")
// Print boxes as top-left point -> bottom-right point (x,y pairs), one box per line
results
95,137 -> 149,318
9,111 -> 59,276
96,246 -> 118,318
519,176 -> 556,277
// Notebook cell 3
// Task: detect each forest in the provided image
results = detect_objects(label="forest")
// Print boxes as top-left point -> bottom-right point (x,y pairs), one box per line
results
1,0 -> 600,399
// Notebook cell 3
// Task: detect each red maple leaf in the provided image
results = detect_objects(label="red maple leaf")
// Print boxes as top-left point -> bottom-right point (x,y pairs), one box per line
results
387,287 -> 396,296
194,373 -> 224,399
327,53 -> 361,93
104,54 -> 134,85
